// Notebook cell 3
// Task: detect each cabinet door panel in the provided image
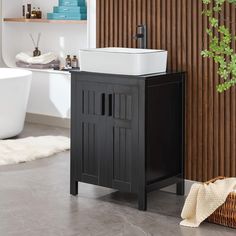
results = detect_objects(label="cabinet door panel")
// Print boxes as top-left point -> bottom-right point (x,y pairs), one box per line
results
113,127 -> 132,182
110,85 -> 139,193
81,122 -> 97,178
81,120 -> 110,186
75,82 -> 111,187
114,93 -> 133,121
81,87 -> 105,116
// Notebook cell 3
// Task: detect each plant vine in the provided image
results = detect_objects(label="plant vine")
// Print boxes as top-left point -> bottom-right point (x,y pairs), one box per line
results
201,0 -> 236,92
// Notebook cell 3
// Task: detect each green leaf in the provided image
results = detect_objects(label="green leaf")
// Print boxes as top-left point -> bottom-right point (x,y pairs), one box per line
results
210,17 -> 219,27
201,0 -> 236,92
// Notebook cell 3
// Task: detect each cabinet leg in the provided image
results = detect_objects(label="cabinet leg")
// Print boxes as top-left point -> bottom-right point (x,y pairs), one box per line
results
138,191 -> 147,211
70,180 -> 78,196
176,180 -> 185,196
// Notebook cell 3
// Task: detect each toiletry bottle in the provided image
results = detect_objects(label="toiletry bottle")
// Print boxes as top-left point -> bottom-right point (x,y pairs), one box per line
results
22,5 -> 25,18
26,12 -> 30,19
71,55 -> 79,68
36,8 -> 42,19
65,55 -> 72,68
26,4 -> 31,19
31,7 -> 37,19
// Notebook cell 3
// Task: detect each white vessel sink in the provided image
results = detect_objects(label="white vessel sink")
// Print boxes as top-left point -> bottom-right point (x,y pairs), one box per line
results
79,47 -> 168,76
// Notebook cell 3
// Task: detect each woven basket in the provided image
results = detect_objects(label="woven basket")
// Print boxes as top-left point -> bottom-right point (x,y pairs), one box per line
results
206,176 -> 236,229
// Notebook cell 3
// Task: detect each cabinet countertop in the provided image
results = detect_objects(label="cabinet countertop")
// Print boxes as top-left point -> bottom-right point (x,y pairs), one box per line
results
70,70 -> 186,80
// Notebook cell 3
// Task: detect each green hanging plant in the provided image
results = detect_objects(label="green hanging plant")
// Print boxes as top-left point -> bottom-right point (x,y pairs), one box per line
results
201,0 -> 236,92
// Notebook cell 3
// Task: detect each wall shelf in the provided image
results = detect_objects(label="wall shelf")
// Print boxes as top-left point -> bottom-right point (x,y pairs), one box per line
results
3,18 -> 87,24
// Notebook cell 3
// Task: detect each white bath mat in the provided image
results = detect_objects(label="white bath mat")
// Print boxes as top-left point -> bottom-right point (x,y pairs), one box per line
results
0,136 -> 70,166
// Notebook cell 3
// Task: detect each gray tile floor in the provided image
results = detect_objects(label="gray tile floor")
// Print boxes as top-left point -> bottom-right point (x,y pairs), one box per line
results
0,123 -> 235,236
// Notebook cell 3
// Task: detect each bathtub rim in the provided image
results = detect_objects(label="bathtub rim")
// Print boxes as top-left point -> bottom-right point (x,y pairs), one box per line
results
0,68 -> 32,80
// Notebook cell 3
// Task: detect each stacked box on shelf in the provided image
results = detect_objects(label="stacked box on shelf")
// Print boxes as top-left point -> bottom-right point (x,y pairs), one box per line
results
59,0 -> 86,6
53,6 -> 87,14
47,0 -> 87,20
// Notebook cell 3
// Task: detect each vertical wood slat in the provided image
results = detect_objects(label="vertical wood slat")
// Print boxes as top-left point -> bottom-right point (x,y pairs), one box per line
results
109,0 -> 114,46
186,0 -> 194,180
156,0 -> 161,48
171,0 -> 177,71
166,0 -> 171,69
128,0 -> 132,47
225,2 -> 231,176
230,5 -> 236,176
105,0 -> 109,47
96,0 -> 236,181
132,0 -> 137,48
147,0 -> 151,48
118,0 -> 123,47
123,0 -> 128,47
197,0 -> 203,181
96,0 -> 101,46
137,0 -> 142,25
161,0 -> 166,50
219,4 -> 225,177
100,0 -> 105,46
208,1 -> 214,180
182,0 -> 189,178
202,1 -> 209,181
212,2 -> 219,179
192,0 -> 198,180
114,0 -> 118,47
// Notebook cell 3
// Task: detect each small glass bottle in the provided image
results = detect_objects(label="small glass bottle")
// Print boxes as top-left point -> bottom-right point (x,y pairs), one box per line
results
71,55 -> 79,68
22,5 -> 25,18
36,8 -> 42,19
31,7 -> 37,19
65,55 -> 72,68
26,4 -> 31,19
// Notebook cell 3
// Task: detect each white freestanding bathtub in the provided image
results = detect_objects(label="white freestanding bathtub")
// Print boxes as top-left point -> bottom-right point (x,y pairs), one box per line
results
0,68 -> 32,139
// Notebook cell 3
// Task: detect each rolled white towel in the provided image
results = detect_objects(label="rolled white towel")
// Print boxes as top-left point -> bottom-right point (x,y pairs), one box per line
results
16,52 -> 57,65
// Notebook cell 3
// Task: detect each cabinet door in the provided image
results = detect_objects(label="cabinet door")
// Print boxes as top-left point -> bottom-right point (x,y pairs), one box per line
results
73,81 -> 112,188
107,85 -> 139,193
72,79 -> 139,192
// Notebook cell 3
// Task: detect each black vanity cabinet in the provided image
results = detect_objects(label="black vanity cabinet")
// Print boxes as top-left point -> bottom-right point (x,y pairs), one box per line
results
70,71 -> 185,211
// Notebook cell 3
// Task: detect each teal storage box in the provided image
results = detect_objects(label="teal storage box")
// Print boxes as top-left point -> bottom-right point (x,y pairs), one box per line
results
53,6 -> 87,14
59,0 -> 78,6
59,0 -> 86,7
47,12 -> 87,20
77,0 -> 86,5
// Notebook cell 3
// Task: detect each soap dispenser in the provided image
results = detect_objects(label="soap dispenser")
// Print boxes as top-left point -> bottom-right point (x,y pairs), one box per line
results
36,8 -> 42,19
31,7 -> 37,19
65,55 -> 72,68
71,56 -> 79,68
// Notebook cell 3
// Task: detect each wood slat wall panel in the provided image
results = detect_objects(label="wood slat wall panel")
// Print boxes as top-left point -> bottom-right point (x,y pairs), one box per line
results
231,5 -> 236,176
225,2 -> 231,177
197,0 -> 203,181
96,0 -> 236,181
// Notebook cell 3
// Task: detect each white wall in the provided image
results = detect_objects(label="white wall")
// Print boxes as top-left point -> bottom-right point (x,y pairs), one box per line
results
87,0 -> 96,48
0,0 -> 6,67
